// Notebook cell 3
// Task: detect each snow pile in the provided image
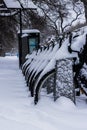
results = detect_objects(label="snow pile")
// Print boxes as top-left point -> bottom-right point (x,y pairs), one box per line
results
56,96 -> 76,110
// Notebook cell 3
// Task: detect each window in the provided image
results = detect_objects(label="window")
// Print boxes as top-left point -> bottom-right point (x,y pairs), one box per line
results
29,38 -> 36,53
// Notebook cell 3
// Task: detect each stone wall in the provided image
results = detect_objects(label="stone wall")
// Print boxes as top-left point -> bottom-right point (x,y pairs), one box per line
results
54,58 -> 75,103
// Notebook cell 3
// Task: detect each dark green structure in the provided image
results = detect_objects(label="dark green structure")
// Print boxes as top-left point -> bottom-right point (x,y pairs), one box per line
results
18,29 -> 40,67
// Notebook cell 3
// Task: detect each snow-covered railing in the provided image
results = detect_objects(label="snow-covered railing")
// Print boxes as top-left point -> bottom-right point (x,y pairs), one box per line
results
22,42 -> 60,100
22,28 -> 87,104
22,42 -> 56,76
22,37 -> 76,104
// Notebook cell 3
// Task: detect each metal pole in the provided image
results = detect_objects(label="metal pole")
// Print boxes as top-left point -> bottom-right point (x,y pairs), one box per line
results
19,9 -> 22,68
20,9 -> 22,36
54,61 -> 57,101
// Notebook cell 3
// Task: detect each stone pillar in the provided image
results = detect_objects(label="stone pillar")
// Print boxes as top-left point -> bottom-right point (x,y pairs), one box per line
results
54,58 -> 75,103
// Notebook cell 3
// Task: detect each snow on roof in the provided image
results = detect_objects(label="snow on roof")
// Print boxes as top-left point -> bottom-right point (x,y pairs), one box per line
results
18,29 -> 40,35
21,33 -> 28,38
4,0 -> 37,9
22,29 -> 40,33
4,0 -> 21,8
20,0 -> 37,9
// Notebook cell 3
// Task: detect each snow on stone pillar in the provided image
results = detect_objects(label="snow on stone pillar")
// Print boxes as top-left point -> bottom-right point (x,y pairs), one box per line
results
54,58 -> 75,103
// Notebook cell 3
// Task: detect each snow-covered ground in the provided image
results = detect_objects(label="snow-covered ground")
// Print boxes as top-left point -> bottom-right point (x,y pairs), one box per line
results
0,56 -> 87,130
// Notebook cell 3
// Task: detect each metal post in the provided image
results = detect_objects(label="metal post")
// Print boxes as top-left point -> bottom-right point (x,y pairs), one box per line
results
54,63 -> 57,101
19,9 -> 22,68
20,9 -> 22,36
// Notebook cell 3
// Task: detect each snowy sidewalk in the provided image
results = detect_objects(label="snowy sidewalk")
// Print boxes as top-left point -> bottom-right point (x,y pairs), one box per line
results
0,56 -> 34,130
0,56 -> 87,130
0,56 -> 28,104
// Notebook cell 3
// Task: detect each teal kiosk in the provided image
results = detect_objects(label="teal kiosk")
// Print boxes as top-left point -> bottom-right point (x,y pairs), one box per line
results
18,29 -> 40,67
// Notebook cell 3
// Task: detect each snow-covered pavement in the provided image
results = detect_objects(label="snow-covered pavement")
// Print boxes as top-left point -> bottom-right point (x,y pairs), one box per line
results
0,56 -> 87,130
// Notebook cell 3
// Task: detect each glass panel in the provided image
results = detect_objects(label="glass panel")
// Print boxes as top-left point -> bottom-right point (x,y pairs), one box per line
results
29,38 -> 36,53
29,38 -> 36,46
